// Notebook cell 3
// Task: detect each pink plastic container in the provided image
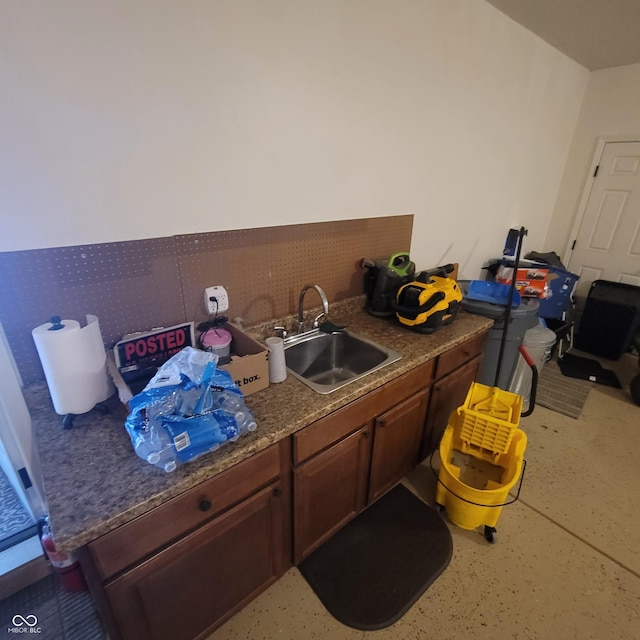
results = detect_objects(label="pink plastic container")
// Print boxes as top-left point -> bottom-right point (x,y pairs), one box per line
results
200,328 -> 232,359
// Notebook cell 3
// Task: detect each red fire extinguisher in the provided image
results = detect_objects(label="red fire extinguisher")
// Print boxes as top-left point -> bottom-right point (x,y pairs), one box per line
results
37,516 -> 87,592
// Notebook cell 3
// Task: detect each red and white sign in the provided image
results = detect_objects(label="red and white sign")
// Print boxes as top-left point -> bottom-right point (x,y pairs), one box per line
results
114,322 -> 195,374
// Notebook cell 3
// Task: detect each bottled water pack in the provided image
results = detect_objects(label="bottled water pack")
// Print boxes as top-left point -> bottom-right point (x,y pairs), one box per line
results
125,347 -> 257,472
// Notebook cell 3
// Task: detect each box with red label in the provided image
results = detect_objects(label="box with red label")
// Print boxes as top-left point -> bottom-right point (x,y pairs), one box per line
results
495,261 -> 549,297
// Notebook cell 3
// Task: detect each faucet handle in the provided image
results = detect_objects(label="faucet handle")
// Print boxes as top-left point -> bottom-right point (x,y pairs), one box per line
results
312,312 -> 326,329
274,325 -> 288,339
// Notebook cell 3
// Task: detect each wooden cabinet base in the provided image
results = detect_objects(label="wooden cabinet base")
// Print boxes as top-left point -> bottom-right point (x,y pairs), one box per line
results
105,484 -> 284,640
78,329 -> 487,640
80,441 -> 290,640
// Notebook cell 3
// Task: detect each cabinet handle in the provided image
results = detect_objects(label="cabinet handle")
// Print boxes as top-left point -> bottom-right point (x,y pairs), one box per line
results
362,430 -> 370,439
198,499 -> 212,512
272,487 -> 282,498
377,418 -> 387,427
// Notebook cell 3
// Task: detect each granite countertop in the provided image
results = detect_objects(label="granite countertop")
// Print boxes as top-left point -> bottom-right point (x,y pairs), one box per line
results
27,302 -> 492,551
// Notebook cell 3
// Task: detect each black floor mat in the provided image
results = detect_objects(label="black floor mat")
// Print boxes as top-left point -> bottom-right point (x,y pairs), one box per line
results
558,352 -> 622,388
298,484 -> 453,631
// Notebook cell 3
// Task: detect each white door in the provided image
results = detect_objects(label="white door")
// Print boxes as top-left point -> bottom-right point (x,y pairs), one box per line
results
566,140 -> 640,302
0,323 -> 47,522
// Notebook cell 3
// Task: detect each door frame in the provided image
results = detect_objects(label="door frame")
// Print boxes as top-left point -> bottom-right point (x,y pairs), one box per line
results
563,134 -> 640,269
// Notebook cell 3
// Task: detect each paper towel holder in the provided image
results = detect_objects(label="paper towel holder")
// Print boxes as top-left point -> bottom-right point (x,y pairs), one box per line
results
32,314 -> 114,429
61,402 -> 110,429
48,316 -> 65,331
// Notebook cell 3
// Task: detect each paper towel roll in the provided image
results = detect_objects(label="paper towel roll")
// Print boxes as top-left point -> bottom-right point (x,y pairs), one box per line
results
32,315 -> 114,416
265,336 -> 287,383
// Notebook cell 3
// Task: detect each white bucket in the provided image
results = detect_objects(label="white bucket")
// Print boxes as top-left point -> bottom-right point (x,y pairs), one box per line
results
509,321 -> 557,408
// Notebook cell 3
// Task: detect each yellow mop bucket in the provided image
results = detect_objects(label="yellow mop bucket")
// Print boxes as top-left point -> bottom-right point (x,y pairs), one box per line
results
434,383 -> 527,543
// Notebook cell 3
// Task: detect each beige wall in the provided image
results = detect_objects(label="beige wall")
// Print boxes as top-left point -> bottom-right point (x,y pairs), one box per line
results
545,63 -> 640,260
1,0 -> 588,278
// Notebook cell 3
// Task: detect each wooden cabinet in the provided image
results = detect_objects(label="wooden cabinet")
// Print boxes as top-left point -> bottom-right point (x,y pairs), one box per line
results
421,333 -> 486,459
290,331 -> 487,564
368,388 -> 429,503
79,328 -> 489,639
81,441 -> 291,640
291,360 -> 435,564
293,424 -> 372,562
105,484 -> 284,640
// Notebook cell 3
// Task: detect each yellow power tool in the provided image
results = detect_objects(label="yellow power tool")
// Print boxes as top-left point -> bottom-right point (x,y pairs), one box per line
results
392,263 -> 463,334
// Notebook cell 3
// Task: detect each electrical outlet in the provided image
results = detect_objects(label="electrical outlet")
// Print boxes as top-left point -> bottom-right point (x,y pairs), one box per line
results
204,286 -> 229,314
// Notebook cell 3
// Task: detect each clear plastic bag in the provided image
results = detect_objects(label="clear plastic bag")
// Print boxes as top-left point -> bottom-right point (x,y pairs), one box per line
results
124,347 -> 256,472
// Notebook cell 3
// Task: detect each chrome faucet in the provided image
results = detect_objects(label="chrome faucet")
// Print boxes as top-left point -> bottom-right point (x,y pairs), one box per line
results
297,284 -> 329,334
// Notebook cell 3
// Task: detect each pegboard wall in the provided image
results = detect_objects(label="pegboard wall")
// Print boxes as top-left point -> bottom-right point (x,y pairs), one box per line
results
0,215 -> 413,384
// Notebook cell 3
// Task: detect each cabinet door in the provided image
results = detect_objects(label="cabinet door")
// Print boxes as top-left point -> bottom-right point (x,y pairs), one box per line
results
421,355 -> 481,459
368,389 -> 430,503
105,483 -> 285,640
293,424 -> 372,563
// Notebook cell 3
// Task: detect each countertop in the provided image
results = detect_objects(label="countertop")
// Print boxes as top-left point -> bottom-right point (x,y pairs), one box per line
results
27,302 -> 492,551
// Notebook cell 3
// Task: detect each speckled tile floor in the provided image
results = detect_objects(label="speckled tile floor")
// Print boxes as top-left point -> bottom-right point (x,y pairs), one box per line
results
209,353 -> 640,640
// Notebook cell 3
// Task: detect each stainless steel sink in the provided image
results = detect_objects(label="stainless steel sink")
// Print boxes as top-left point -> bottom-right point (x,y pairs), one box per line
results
283,329 -> 401,394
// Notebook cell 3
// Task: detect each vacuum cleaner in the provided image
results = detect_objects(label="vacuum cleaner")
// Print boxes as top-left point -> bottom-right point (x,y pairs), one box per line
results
392,263 -> 463,334
362,252 -> 416,317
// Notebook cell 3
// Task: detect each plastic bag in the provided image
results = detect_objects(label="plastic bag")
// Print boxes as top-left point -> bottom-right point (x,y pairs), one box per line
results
124,347 -> 257,472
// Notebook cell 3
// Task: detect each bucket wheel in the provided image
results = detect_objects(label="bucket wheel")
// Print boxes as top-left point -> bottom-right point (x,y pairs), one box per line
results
483,525 -> 497,544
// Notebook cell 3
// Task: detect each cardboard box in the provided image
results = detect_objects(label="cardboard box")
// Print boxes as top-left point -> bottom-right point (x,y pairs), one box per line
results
496,261 -> 549,297
108,322 -> 269,406
215,323 -> 269,397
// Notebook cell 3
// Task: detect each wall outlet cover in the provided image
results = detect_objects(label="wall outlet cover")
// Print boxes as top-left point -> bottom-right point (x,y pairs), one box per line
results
204,286 -> 229,314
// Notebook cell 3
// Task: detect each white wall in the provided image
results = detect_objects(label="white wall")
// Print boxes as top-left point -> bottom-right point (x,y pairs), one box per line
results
545,63 -> 640,258
1,0 -> 588,278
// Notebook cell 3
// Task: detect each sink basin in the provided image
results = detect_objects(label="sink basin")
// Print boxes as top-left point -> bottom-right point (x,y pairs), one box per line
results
283,329 -> 401,394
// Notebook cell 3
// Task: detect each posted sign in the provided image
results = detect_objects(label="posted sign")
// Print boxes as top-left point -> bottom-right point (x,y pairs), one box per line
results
114,322 -> 195,379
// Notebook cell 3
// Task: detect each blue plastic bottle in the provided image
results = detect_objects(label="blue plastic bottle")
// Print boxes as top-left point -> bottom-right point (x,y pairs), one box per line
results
163,411 -> 239,463
213,391 -> 257,434
138,427 -> 178,473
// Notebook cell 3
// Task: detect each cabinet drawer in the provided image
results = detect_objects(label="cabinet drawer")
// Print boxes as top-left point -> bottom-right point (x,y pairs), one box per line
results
435,332 -> 486,380
89,443 -> 281,580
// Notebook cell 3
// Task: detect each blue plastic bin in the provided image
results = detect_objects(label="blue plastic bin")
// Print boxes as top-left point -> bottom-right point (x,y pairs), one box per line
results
466,281 -> 521,307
